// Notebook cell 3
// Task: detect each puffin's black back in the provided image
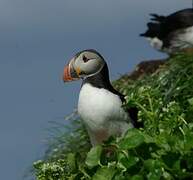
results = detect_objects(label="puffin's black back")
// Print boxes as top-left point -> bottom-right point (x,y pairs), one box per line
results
141,8 -> 193,39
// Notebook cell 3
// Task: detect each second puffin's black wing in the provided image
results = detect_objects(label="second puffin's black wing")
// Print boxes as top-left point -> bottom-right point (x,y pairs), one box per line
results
140,8 -> 193,39
165,8 -> 193,30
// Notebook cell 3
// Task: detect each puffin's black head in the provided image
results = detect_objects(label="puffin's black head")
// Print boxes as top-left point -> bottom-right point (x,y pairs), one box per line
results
63,49 -> 106,82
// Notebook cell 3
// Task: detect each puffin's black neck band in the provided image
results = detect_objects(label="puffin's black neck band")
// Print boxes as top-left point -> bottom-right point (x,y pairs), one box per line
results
82,63 -> 125,102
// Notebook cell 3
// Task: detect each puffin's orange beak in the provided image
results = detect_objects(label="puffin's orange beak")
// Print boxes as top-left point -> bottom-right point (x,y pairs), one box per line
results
63,58 -> 80,82
63,64 -> 73,82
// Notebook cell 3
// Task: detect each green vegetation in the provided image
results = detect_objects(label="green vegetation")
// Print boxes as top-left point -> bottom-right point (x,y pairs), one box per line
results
34,54 -> 193,179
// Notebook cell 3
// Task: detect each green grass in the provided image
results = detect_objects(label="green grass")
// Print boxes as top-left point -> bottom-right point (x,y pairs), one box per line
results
34,53 -> 193,180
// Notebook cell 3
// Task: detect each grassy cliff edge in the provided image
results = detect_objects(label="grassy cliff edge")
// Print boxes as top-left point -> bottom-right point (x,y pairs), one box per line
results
34,54 -> 193,180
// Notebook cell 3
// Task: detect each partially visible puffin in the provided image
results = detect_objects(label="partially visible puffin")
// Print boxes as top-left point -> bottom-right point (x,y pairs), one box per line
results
63,49 -> 141,146
140,8 -> 193,54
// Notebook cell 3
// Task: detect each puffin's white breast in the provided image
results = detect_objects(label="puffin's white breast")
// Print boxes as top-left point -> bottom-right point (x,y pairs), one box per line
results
78,83 -> 130,133
146,37 -> 163,50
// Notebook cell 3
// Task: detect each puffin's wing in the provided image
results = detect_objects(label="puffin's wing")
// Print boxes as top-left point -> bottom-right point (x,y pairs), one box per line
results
116,92 -> 143,128
127,107 -> 143,128
140,8 -> 193,38
109,85 -> 143,128
165,8 -> 193,30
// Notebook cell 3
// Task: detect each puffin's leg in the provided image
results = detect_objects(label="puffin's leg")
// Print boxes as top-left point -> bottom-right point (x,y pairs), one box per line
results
86,128 -> 98,146
87,129 -> 109,146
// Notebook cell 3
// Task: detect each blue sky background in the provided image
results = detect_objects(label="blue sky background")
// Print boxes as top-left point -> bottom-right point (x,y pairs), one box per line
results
0,0 -> 190,179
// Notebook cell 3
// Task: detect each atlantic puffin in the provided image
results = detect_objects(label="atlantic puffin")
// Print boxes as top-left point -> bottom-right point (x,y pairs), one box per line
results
140,8 -> 193,54
63,49 -> 141,146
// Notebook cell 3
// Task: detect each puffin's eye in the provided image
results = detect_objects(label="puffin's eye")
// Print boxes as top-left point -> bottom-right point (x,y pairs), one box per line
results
82,55 -> 89,63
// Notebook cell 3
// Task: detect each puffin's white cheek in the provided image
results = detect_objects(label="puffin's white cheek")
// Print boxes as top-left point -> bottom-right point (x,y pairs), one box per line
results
84,61 -> 101,74
73,59 -> 82,70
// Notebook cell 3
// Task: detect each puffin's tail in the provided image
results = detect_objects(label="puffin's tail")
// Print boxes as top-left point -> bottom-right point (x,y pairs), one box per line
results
150,13 -> 166,22
140,14 -> 166,38
128,107 -> 143,128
